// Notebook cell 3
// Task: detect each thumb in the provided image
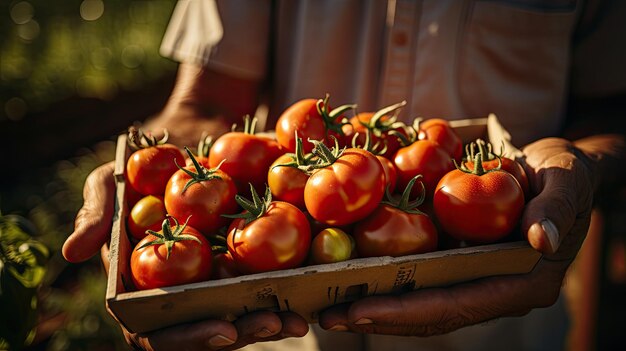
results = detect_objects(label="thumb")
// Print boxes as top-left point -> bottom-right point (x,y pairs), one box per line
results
62,162 -> 117,263
521,155 -> 593,258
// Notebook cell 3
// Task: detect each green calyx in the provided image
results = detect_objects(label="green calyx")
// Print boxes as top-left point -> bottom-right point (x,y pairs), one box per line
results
231,115 -> 259,135
359,101 -> 408,138
316,93 -> 356,136
308,135 -> 346,169
196,132 -> 214,158
223,184 -> 273,226
127,125 -> 169,150
138,216 -> 202,259
456,151 -> 502,175
271,132 -> 319,175
381,175 -> 427,215
178,147 -> 224,193
351,129 -> 387,156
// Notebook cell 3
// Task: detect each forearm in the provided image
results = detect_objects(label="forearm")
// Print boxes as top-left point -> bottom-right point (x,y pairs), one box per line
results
165,63 -> 263,123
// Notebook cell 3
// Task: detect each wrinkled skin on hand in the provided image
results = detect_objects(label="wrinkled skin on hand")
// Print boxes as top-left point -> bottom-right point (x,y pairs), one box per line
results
318,136 -> 623,337
62,63 -> 311,350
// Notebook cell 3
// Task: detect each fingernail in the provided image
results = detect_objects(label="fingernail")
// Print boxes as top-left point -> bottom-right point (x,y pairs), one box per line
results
254,328 -> 275,338
542,219 -> 560,252
207,334 -> 235,348
328,324 -> 349,332
354,318 -> 373,325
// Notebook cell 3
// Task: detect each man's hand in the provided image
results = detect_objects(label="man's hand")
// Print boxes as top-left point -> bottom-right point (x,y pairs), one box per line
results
318,135 -> 623,336
61,63 -> 311,350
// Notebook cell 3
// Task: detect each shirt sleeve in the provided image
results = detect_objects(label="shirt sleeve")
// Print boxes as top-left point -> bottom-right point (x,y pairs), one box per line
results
160,0 -> 271,80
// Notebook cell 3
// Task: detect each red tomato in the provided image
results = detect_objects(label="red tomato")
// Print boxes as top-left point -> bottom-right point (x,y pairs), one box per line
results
354,204 -> 438,257
267,154 -> 310,210
164,156 -> 238,235
393,140 -> 454,198
433,158 -> 524,243
209,117 -> 282,195
126,143 -> 184,196
344,101 -> 408,159
377,155 -> 398,193
130,218 -> 212,290
211,251 -> 240,280
309,228 -> 353,264
275,95 -> 355,153
462,139 -> 530,199
417,118 -> 463,160
127,195 -> 166,241
227,198 -> 311,274
304,147 -> 386,226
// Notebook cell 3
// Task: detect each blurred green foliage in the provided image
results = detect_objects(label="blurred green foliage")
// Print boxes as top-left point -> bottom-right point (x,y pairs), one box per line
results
1,0 -> 178,349
1,0 -> 177,121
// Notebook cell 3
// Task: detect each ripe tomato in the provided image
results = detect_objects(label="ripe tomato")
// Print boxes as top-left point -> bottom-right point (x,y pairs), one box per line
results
125,127 -> 184,196
126,143 -> 184,196
127,195 -> 166,241
309,228 -> 353,264
226,188 -> 311,274
275,95 -> 355,153
377,155 -> 398,193
267,154 -> 310,210
209,116 -> 282,195
417,118 -> 463,160
353,175 -> 438,257
130,217 -> 212,290
393,139 -> 454,198
304,144 -> 386,226
211,251 -> 240,280
344,101 -> 408,159
165,149 -> 238,235
354,205 -> 438,257
433,155 -> 524,243
463,139 -> 530,199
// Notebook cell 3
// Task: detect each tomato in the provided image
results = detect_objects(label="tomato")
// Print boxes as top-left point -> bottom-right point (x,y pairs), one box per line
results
127,195 -> 166,241
462,139 -> 530,199
344,101 -> 408,159
353,175 -> 438,257
275,95 -> 355,153
417,118 -> 463,160
433,154 -> 524,243
209,116 -> 282,195
309,228 -> 353,264
267,154 -> 310,210
226,188 -> 311,274
130,217 -> 212,290
393,139 -> 454,198
165,148 -> 238,235
126,139 -> 185,196
304,144 -> 386,226
354,205 -> 438,257
377,155 -> 398,193
211,251 -> 240,280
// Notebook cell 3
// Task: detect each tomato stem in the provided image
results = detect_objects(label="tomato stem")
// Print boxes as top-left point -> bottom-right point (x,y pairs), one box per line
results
127,125 -> 169,150
381,175 -> 426,214
315,94 -> 356,137
177,147 -> 224,193
223,184 -> 273,225
140,215 -> 202,260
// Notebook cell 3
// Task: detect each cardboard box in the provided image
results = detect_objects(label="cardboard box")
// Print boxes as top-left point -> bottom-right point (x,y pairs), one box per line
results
106,114 -> 540,334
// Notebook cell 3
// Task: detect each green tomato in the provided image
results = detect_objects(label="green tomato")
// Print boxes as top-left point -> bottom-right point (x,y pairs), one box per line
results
309,228 -> 353,264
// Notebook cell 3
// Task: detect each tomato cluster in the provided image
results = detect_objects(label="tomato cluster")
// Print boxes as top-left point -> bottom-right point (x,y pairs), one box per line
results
124,96 -> 530,291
